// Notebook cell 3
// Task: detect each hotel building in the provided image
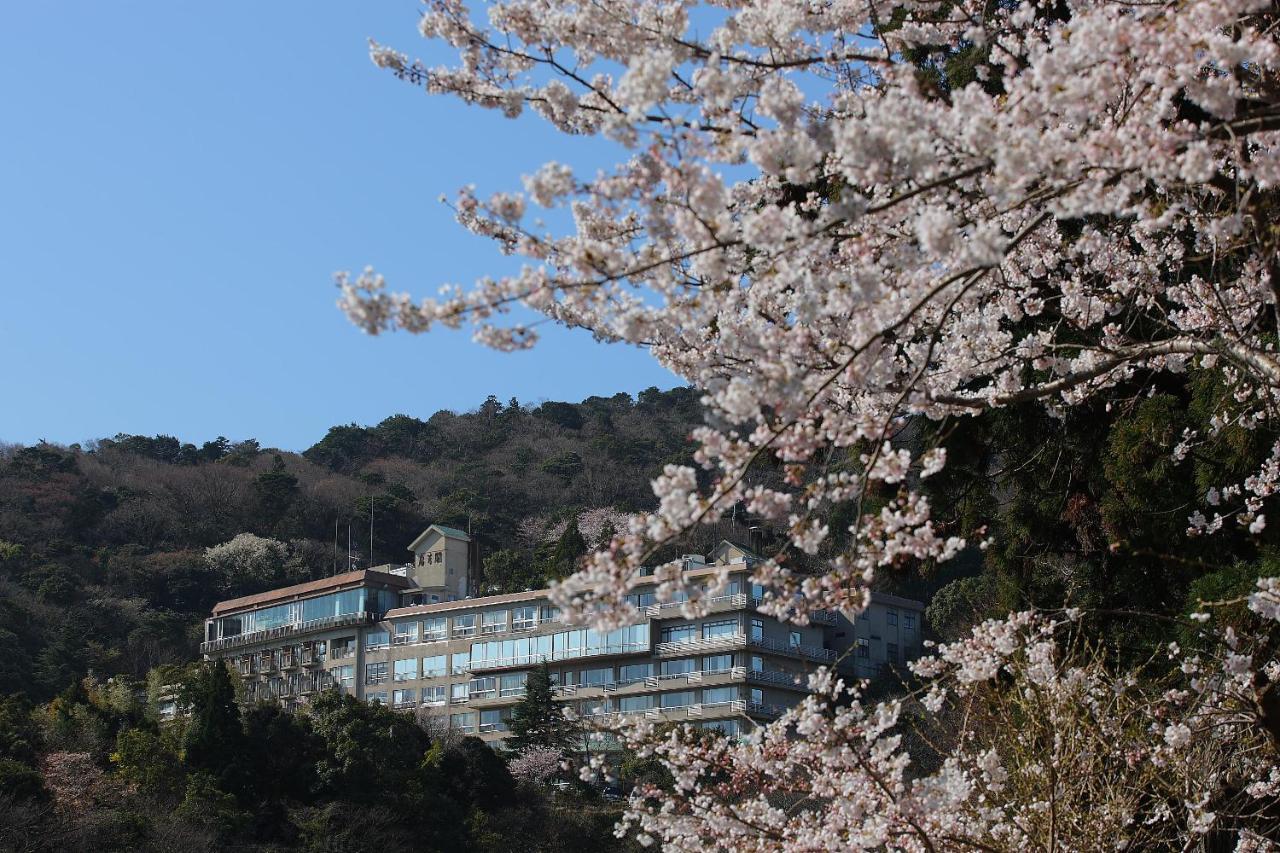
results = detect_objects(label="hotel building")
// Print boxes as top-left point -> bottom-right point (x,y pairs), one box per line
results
202,525 -> 925,743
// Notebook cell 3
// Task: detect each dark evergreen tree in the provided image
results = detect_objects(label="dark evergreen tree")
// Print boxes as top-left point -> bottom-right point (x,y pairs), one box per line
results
507,662 -> 576,753
253,454 -> 299,528
181,660 -> 247,795
545,520 -> 588,581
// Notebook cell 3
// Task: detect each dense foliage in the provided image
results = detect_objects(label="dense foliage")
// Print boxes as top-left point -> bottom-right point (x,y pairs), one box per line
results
0,388 -> 701,703
0,664 -> 643,852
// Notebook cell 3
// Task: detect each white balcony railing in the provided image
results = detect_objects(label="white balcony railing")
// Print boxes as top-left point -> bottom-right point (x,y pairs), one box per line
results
201,611 -> 380,654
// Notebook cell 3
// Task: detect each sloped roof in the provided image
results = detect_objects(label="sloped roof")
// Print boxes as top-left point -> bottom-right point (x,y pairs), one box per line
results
211,569 -> 412,616
406,524 -> 472,551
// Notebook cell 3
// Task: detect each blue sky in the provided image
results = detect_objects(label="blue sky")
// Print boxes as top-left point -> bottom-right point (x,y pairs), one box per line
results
0,3 -> 678,451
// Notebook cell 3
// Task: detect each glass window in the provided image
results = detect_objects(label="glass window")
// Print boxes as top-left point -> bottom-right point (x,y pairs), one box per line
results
392,688 -> 415,707
331,637 -> 355,660
903,613 -> 915,633
334,665 -> 354,687
393,658 -> 418,682
580,667 -> 613,687
481,610 -> 507,634
750,655 -> 764,672
660,690 -> 696,708
365,662 -> 388,684
580,698 -> 610,717
856,638 -> 870,658
450,712 -> 476,733
887,642 -> 899,662
366,691 -> 387,705
702,620 -> 738,639
662,658 -> 696,676
661,624 -> 698,644
423,617 -> 447,641
393,622 -> 420,645
500,673 -> 527,697
789,631 -> 802,647
480,709 -> 508,732
365,629 -> 389,649
450,682 -> 470,703
886,609 -> 898,627
703,686 -> 737,705
540,605 -> 561,623
422,655 -> 447,677
469,677 -> 496,699
700,719 -> 741,737
451,651 -> 471,674
453,614 -> 477,637
704,654 -> 733,673
619,663 -> 653,683
619,694 -> 654,712
512,605 -> 537,630
422,685 -> 446,705
750,688 -> 763,705
750,619 -> 764,642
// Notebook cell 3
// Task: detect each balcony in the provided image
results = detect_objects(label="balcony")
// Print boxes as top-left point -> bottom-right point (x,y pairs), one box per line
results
552,666 -> 748,700
747,668 -> 808,689
749,635 -> 837,662
655,633 -> 746,657
468,640 -> 650,673
201,611 -> 379,654
643,593 -> 749,618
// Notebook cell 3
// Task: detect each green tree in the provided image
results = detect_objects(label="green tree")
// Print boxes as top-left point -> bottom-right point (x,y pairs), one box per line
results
544,520 -> 588,581
507,663 -> 576,754
483,548 -> 542,593
254,454 -> 299,529
181,661 -> 247,795
0,695 -> 40,765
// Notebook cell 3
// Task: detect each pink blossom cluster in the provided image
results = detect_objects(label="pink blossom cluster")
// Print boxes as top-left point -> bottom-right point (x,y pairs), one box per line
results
604,602 -> 1280,849
345,0 -> 1280,845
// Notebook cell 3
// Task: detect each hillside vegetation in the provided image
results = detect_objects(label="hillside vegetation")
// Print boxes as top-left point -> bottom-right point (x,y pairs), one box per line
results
0,388 -> 704,701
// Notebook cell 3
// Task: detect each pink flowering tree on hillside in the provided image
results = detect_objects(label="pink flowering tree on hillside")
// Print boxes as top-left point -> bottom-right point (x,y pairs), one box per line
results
341,0 -> 1280,846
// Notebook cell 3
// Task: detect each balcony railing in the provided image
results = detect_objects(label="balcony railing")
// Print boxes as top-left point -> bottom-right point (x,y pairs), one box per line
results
747,668 -> 808,688
552,665 -> 749,699
201,611 -> 379,654
749,635 -> 837,662
469,640 -> 650,672
655,633 -> 746,657
639,593 -> 839,626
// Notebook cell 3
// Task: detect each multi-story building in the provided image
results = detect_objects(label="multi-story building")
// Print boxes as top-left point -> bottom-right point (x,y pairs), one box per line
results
202,528 -> 925,741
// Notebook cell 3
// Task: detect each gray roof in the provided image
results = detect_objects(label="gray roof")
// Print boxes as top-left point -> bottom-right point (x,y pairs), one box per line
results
406,524 -> 472,551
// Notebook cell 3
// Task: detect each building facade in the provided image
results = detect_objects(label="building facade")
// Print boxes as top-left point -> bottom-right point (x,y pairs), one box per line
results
202,531 -> 926,742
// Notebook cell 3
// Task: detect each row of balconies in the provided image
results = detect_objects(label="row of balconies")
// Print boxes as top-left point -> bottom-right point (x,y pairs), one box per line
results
202,611 -> 378,654
577,698 -> 786,723
640,593 -> 838,626
653,633 -> 837,662
243,671 -> 343,700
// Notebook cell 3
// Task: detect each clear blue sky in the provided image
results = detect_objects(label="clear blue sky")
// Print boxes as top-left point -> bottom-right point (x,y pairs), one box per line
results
0,4 -> 678,451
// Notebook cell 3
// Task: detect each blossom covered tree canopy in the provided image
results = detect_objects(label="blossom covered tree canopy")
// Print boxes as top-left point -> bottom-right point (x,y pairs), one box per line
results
341,0 -> 1280,847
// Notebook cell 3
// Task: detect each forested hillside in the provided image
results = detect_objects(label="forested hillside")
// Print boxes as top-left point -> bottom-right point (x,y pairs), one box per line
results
0,387 -> 705,701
